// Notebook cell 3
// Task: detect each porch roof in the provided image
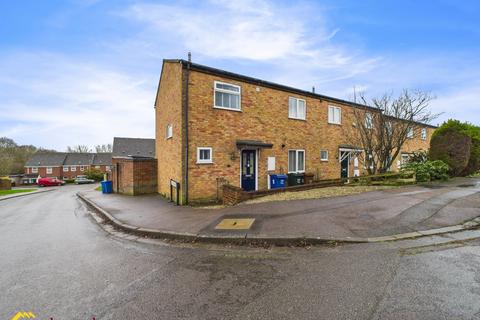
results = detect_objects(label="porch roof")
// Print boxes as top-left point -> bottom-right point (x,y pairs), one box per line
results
236,140 -> 273,149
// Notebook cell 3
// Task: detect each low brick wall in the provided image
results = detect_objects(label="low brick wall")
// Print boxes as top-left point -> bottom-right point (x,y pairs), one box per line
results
0,178 -> 11,190
112,157 -> 157,195
223,179 -> 344,206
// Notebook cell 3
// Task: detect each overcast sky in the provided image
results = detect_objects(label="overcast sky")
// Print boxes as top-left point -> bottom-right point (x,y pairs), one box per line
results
1,0 -> 479,150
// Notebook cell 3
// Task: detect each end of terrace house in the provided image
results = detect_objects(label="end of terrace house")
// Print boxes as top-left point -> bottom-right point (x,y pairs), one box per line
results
154,59 -> 435,205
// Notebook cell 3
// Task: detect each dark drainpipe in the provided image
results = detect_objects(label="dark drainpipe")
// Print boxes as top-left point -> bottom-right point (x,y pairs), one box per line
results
184,56 -> 191,204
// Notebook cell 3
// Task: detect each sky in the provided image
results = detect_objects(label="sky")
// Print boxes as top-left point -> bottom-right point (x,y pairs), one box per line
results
1,0 -> 479,151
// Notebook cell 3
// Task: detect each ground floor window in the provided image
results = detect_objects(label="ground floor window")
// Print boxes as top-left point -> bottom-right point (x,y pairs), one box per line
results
288,150 -> 305,173
320,150 -> 329,161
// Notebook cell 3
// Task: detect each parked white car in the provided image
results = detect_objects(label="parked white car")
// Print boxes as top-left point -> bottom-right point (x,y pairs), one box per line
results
74,177 -> 95,184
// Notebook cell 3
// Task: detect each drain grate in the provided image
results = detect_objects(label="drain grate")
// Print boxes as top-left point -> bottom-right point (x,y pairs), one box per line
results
215,218 -> 255,230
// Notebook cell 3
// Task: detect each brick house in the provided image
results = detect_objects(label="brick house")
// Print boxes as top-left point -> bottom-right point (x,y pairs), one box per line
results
155,59 -> 436,205
25,152 -> 112,181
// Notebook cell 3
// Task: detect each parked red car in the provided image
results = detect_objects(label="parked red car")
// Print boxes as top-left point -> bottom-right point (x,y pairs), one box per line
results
37,177 -> 65,187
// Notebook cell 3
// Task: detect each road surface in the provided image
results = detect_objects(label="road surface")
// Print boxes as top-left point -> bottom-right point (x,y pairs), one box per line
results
1,185 -> 480,319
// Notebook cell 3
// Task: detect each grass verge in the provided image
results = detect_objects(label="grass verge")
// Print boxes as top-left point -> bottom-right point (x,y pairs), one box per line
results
0,189 -> 37,196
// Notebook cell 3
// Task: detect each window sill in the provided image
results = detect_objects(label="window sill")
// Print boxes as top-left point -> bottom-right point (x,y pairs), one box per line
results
213,106 -> 242,112
166,136 -> 173,140
320,159 -> 329,162
288,117 -> 306,121
328,122 -> 342,126
197,161 -> 213,165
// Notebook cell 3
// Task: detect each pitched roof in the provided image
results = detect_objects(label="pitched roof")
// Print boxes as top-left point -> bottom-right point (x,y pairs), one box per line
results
25,153 -> 67,166
112,137 -> 155,158
157,59 -> 437,129
92,153 -> 113,165
64,153 -> 95,166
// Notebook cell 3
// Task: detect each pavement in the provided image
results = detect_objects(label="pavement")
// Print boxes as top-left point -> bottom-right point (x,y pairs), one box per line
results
77,177 -> 480,244
3,183 -> 480,319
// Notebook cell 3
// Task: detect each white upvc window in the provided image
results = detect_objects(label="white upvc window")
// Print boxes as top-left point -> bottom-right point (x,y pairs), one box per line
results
365,113 -> 373,129
80,166 -> 85,172
32,167 -> 38,173
106,166 -> 111,172
63,166 -> 69,172
95,165 -> 100,169
407,127 -> 414,139
320,150 -> 329,161
197,147 -> 213,164
328,106 -> 342,124
288,149 -> 305,173
288,97 -> 306,120
166,124 -> 173,139
421,128 -> 427,140
71,166 -> 77,172
46,167 -> 53,174
214,81 -> 241,111
401,154 -> 411,166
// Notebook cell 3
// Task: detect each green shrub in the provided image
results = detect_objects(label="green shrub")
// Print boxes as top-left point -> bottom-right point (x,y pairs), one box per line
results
430,120 -> 480,176
63,178 -> 75,184
403,160 -> 450,182
85,168 -> 104,182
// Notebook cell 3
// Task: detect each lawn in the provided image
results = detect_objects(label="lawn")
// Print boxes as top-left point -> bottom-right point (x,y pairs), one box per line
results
243,185 -> 397,205
0,189 -> 37,196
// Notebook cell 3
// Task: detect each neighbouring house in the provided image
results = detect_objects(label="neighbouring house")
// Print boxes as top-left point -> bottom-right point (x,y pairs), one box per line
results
111,137 -> 157,195
155,59 -> 435,205
24,152 -> 112,182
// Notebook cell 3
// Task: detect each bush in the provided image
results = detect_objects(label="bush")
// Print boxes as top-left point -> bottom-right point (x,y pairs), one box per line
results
85,168 -> 104,182
63,178 -> 75,184
403,160 -> 450,182
430,120 -> 480,176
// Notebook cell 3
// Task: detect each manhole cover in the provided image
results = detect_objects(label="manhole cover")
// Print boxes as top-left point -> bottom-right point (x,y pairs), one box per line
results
215,218 -> 255,230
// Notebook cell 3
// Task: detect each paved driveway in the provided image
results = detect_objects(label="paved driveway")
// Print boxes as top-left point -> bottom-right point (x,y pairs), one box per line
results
81,178 -> 480,239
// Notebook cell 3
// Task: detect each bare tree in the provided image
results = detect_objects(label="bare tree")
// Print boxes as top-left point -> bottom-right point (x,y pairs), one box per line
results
67,145 -> 92,153
95,144 -> 112,153
347,90 -> 439,174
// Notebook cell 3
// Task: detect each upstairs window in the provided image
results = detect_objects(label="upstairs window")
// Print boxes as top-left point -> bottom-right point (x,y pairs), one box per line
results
46,167 -> 52,174
71,166 -> 77,172
288,150 -> 305,173
421,128 -> 427,140
288,97 -> 306,120
197,147 -> 213,164
166,124 -> 173,139
32,167 -> 38,173
328,106 -> 342,125
407,127 -> 414,139
63,166 -> 69,172
365,113 -> 373,129
214,81 -> 241,111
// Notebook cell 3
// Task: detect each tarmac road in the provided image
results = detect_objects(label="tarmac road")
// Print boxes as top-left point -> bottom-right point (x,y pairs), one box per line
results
1,184 -> 480,319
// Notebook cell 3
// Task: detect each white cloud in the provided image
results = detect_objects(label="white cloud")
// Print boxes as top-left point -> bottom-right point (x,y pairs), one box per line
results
0,52 -> 155,150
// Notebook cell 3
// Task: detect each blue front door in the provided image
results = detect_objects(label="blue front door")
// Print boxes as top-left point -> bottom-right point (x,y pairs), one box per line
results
241,150 -> 256,191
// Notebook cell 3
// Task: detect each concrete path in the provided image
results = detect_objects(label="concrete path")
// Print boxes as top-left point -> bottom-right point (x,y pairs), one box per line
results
78,177 -> 480,243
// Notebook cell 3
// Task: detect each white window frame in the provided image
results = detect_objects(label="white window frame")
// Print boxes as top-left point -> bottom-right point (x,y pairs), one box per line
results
63,166 -> 69,172
197,147 -> 213,164
213,81 -> 241,111
365,113 -> 373,129
328,106 -> 342,125
421,128 -> 427,140
46,167 -> 53,174
288,149 -> 305,173
288,97 -> 306,120
80,166 -> 85,172
320,150 -> 329,161
166,124 -> 173,139
32,167 -> 38,173
71,166 -> 77,172
407,127 -> 414,139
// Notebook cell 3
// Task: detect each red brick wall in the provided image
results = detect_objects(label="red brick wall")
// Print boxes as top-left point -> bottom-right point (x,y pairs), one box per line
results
112,158 -> 157,195
25,166 -> 62,178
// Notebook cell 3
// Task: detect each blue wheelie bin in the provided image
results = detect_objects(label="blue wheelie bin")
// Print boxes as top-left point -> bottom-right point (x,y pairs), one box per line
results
101,180 -> 113,194
270,174 -> 287,189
